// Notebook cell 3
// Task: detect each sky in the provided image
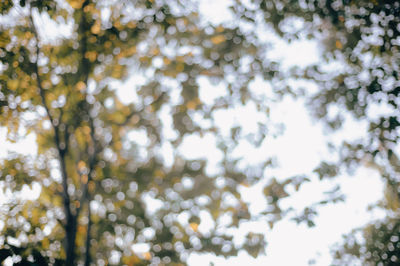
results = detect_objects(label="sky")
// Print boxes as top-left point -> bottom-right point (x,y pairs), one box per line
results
0,1 -> 387,265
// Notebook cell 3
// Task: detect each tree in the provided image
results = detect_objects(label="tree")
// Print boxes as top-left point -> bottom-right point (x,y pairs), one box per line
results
236,0 -> 400,263
332,201 -> 400,265
0,0 -> 290,265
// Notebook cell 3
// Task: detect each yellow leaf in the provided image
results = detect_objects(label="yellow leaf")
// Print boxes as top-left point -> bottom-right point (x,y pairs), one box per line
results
42,238 -> 50,249
91,21 -> 101,35
88,181 -> 95,192
82,125 -> 91,135
151,47 -> 160,56
24,32 -> 32,39
111,65 -> 125,78
75,128 -> 85,147
155,169 -> 164,178
110,112 -> 125,124
76,81 -> 86,91
163,69 -> 177,77
189,222 -> 199,232
114,21 -> 122,30
105,41 -> 112,49
123,255 -> 141,266
39,191 -> 51,204
7,80 -> 18,90
85,51 -> 97,62
335,40 -> 343,49
47,92 -> 56,101
186,100 -> 197,110
139,56 -> 149,63
176,56 -> 185,63
21,204 -> 29,218
78,160 -> 86,170
211,35 -> 226,45
83,4 -> 95,13
240,181 -> 250,187
81,174 -> 88,184
68,0 -> 84,9
127,22 -> 137,29
176,63 -> 184,72
163,57 -> 171,65
126,46 -> 137,56
143,252 -> 152,260
115,99 -> 124,109
78,225 -> 86,234
115,141 -> 122,150
216,26 -> 225,33
31,208 -> 40,224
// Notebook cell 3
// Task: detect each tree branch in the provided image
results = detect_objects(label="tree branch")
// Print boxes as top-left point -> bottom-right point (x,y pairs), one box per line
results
29,9 -> 72,222
29,8 -> 77,264
71,2 -> 96,264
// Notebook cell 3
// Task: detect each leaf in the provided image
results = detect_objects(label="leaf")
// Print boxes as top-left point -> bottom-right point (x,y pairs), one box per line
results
210,35 -> 226,45
91,21 -> 101,35
76,81 -> 86,91
7,80 -> 18,90
68,0 -> 84,9
189,222 -> 199,232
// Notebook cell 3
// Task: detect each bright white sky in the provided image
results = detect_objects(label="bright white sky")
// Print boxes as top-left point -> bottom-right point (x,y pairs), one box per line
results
0,1 -> 386,265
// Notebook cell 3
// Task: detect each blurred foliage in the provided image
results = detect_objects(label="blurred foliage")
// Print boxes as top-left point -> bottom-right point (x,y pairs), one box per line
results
332,215 -> 400,266
0,0 -> 295,264
2,0 -> 399,264
236,0 -> 400,264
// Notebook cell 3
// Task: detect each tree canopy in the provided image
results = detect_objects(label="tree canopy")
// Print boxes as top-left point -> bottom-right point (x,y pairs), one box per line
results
239,0 -> 400,264
1,0 -> 400,265
0,0 -> 287,265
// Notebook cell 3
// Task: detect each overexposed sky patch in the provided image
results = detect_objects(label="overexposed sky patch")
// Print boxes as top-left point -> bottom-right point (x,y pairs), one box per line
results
0,128 -> 37,158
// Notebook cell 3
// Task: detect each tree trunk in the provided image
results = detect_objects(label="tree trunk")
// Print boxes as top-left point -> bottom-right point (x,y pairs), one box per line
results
65,215 -> 78,265
84,205 -> 92,266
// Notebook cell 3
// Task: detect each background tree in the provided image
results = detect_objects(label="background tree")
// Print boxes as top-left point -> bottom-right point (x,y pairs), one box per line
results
236,0 -> 400,263
0,0 -> 293,265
